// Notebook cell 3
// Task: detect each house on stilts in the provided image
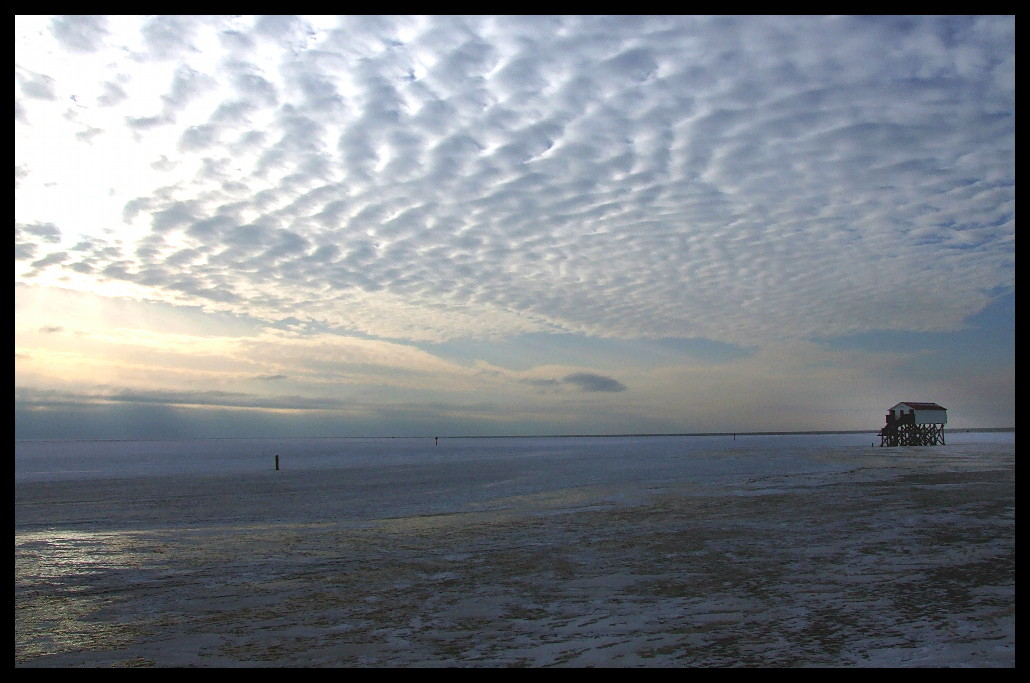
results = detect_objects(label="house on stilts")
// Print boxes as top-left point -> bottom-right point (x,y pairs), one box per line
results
878,402 -> 947,446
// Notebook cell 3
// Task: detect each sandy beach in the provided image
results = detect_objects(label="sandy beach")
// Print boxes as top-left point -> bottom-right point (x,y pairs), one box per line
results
15,435 -> 1015,667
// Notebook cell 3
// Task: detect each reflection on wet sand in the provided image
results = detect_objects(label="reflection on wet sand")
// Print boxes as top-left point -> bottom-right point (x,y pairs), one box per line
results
15,444 -> 1015,667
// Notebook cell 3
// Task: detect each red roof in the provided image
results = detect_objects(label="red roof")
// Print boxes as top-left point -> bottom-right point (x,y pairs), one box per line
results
897,402 -> 947,411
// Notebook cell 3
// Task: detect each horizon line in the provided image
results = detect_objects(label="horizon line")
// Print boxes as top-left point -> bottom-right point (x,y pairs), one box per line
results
15,427 -> 1014,443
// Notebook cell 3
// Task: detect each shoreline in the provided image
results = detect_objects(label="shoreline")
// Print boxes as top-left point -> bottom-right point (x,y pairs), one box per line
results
13,427 -> 1015,444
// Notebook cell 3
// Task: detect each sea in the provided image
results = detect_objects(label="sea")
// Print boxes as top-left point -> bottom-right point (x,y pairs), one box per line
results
15,431 -> 1015,667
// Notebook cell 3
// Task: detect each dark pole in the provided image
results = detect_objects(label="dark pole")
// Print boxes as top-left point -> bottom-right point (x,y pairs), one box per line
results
275,454 -> 279,471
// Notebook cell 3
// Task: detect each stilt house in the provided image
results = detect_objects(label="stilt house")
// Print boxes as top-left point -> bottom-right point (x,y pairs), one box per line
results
879,402 -> 947,446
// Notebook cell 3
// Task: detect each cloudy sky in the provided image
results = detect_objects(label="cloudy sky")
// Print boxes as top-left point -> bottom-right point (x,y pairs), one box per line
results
16,15 -> 1014,439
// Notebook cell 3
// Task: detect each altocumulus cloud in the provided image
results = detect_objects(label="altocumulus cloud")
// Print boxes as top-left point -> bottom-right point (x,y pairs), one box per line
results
15,15 -> 1014,347
13,15 -> 1015,436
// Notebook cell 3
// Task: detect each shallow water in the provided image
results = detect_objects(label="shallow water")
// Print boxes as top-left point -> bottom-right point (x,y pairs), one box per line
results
15,433 -> 1015,667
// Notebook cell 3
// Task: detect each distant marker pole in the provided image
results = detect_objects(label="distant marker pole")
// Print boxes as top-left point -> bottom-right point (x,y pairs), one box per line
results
275,454 -> 279,471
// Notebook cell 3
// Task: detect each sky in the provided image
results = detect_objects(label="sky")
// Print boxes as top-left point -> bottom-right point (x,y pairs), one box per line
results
15,15 -> 1014,439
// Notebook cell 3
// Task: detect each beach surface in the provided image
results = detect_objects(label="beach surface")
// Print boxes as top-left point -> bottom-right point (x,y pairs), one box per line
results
15,434 -> 1015,667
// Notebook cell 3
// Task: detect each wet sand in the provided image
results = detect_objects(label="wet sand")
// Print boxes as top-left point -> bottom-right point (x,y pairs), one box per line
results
15,442 -> 1015,667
